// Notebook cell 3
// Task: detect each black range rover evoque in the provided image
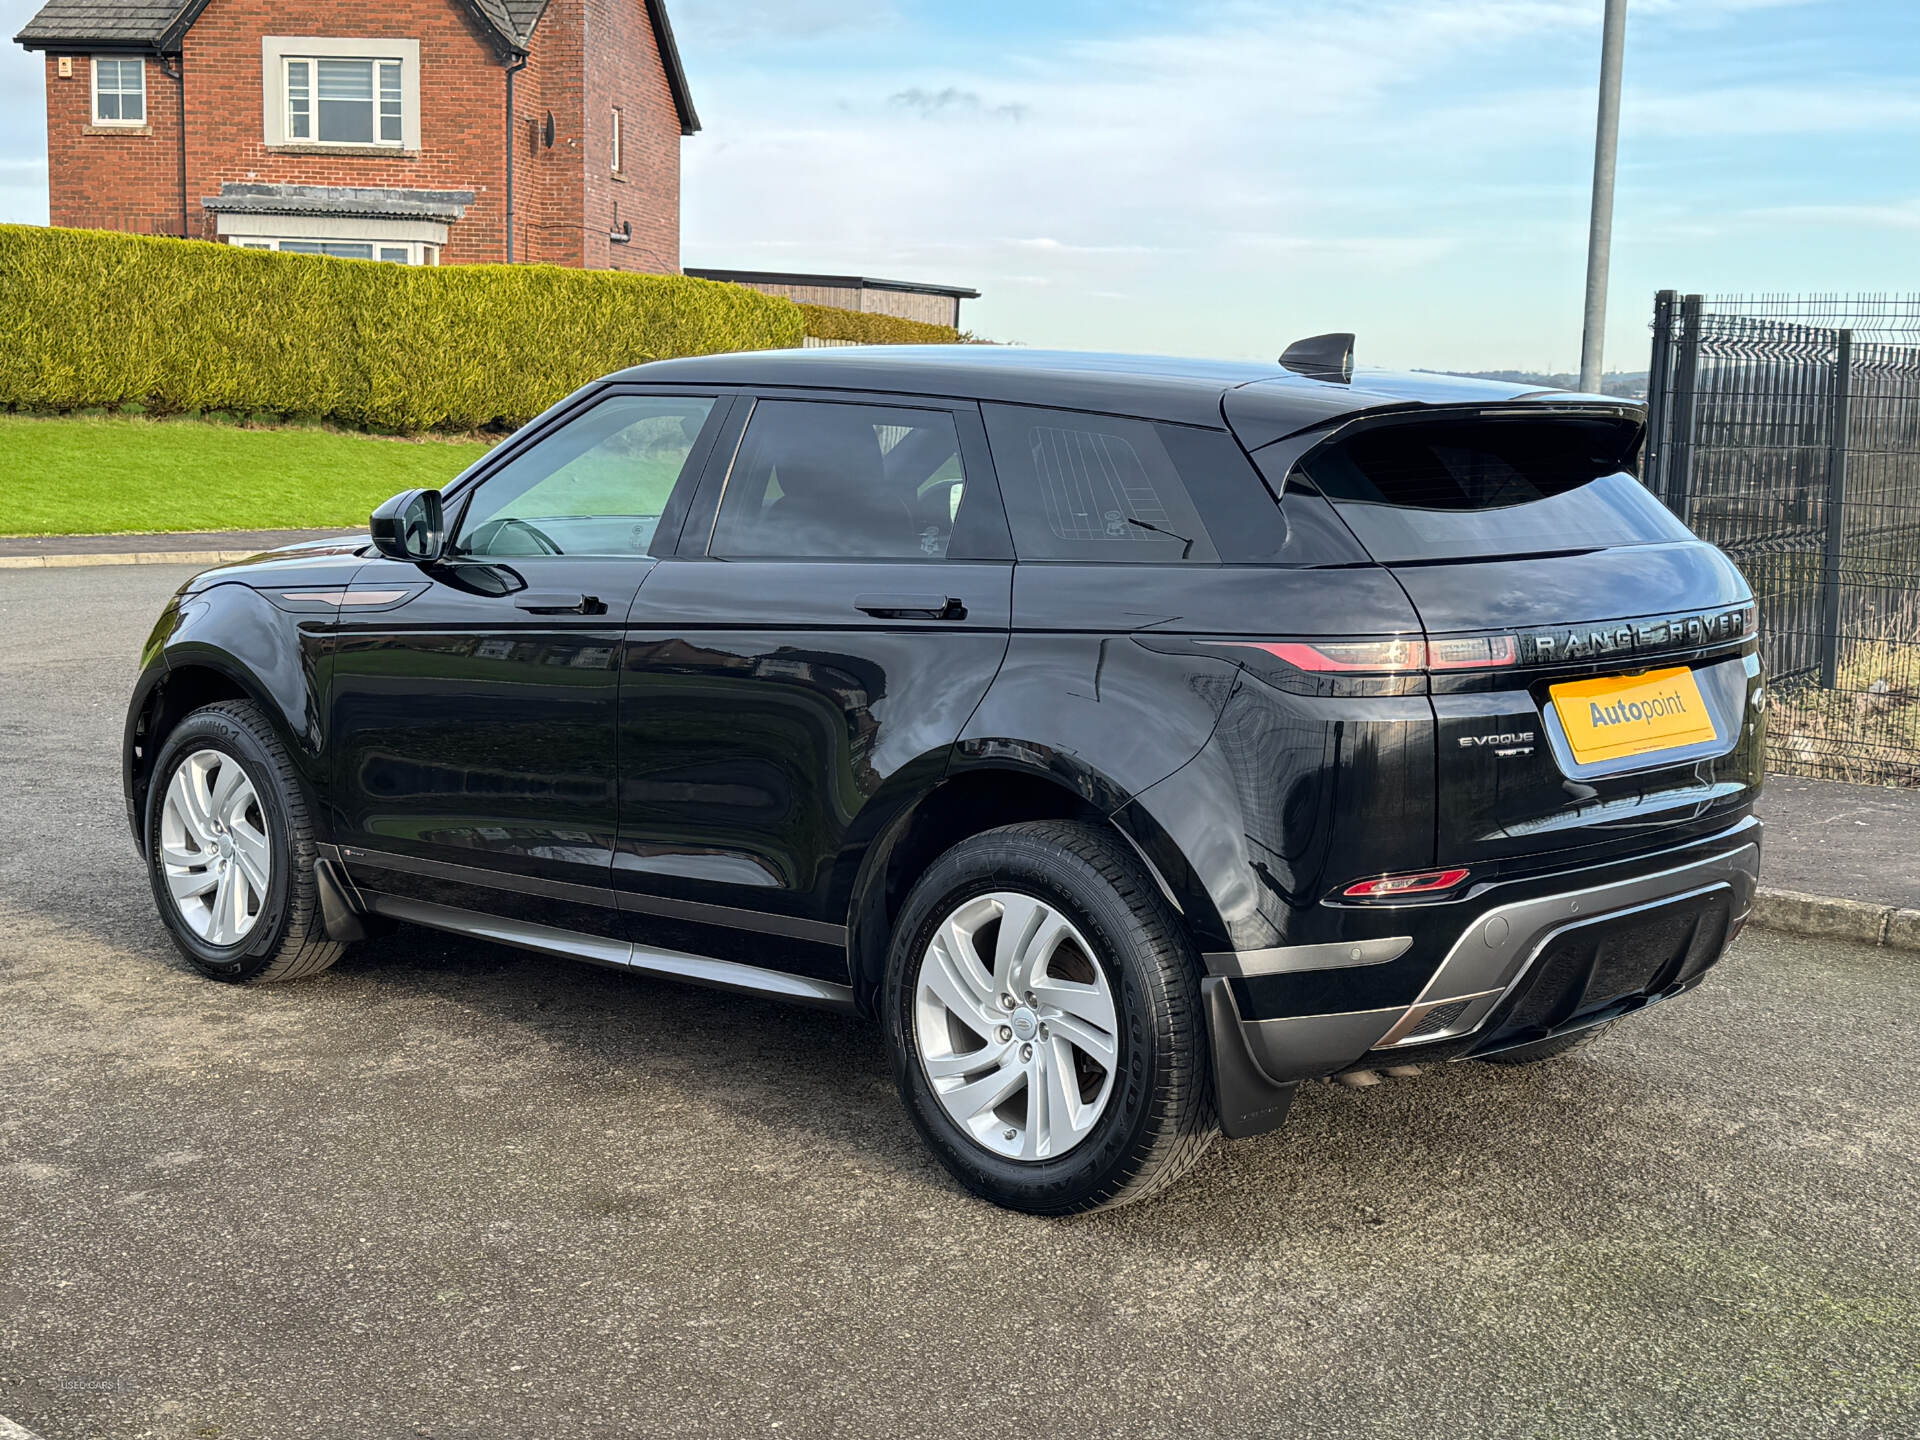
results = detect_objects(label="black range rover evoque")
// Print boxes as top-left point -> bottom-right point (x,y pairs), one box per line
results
125,342 -> 1763,1214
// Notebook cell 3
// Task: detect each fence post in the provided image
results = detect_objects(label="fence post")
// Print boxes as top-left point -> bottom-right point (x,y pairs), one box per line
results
1665,294 -> 1705,524
1644,290 -> 1678,496
1818,329 -> 1854,688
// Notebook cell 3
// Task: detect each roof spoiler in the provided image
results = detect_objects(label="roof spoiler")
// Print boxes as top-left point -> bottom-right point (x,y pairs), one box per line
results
1280,333 -> 1355,385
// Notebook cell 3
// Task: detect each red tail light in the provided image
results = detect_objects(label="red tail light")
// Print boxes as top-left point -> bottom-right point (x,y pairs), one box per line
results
1343,867 -> 1471,900
1209,637 -> 1517,674
1216,639 -> 1425,672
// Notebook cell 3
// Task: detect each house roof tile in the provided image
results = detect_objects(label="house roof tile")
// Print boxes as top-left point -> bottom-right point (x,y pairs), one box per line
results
501,0 -> 549,44
14,0 -> 192,50
203,182 -> 477,224
456,0 -> 552,48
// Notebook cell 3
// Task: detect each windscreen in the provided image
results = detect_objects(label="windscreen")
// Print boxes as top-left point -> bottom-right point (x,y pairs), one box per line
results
1299,416 -> 1691,563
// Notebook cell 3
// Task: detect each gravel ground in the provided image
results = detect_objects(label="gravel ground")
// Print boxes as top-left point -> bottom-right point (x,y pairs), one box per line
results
2,565 -> 1916,1440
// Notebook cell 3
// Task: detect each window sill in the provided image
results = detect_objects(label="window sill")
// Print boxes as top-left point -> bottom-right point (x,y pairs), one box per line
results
267,143 -> 420,159
85,124 -> 151,137
612,171 -> 627,183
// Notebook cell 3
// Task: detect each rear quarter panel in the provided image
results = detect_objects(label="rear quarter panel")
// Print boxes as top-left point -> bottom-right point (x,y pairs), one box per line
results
970,563 -> 1431,952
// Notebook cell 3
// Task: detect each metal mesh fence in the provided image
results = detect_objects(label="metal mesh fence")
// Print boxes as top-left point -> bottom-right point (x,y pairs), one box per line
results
1645,293 -> 1920,787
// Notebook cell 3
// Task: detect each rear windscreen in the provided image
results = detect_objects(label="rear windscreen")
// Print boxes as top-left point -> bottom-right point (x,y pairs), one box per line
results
1299,417 -> 1691,563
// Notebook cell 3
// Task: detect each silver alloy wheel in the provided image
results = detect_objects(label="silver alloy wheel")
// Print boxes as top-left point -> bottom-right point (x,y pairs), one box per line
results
159,748 -> 270,946
913,891 -> 1120,1161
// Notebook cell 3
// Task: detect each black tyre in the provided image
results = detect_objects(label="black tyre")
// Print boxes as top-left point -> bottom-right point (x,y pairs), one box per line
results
1476,1022 -> 1614,1066
144,700 -> 345,984
885,821 -> 1217,1215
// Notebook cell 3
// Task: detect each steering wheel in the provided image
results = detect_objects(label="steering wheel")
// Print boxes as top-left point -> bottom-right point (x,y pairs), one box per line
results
466,516 -> 563,557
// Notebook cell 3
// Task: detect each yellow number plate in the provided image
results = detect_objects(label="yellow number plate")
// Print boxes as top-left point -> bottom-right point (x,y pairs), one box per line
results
1551,666 -> 1718,765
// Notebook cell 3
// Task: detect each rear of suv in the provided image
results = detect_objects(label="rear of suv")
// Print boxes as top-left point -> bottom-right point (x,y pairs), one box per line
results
123,344 -> 1762,1216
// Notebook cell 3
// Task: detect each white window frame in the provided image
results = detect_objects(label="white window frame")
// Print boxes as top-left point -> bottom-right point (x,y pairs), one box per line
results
91,56 -> 146,127
214,210 -> 448,260
261,36 -> 421,151
611,106 -> 623,175
283,56 -> 403,148
226,235 -> 438,265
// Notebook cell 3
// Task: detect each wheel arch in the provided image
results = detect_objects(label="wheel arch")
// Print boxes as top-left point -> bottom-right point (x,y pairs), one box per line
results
126,631 -> 325,859
839,761 -> 1228,1017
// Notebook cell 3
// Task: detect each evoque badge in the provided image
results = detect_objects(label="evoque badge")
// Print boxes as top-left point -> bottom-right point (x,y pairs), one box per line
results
1460,731 -> 1536,757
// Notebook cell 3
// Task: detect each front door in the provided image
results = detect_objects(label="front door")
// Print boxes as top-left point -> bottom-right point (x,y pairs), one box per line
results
328,390 -> 728,933
616,395 -> 1014,979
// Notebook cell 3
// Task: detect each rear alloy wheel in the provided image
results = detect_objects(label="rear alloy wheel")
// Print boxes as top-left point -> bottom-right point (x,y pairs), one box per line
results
146,700 -> 345,984
914,891 -> 1119,1162
887,822 -> 1218,1215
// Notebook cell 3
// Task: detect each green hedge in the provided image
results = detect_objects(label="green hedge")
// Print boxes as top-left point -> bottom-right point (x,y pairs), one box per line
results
0,225 -> 806,432
798,303 -> 958,346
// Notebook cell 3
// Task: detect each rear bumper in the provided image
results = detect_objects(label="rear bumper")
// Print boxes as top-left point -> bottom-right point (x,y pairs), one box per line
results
1207,821 -> 1761,1138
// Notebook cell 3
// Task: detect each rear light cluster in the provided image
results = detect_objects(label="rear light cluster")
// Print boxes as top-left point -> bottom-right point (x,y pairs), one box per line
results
1427,635 -> 1518,669
1342,868 -> 1471,900
1210,637 -> 1516,674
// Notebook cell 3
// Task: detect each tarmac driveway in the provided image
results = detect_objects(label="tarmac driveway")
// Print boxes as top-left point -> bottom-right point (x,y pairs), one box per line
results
2,565 -> 1917,1440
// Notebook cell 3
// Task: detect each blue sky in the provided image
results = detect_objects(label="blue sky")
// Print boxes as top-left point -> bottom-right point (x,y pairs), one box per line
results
2,0 -> 1915,371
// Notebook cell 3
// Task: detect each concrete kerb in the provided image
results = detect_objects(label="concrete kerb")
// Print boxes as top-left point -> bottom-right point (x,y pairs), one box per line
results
1751,888 -> 1920,953
0,549 -> 264,569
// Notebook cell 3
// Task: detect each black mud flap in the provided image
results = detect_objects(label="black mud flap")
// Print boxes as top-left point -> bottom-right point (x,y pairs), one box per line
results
314,857 -> 370,944
1203,976 -> 1298,1140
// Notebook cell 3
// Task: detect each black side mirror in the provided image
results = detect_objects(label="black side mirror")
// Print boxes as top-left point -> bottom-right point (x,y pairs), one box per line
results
370,489 -> 446,563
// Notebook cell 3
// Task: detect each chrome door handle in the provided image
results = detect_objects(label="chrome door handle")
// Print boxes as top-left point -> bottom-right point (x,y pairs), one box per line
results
514,593 -> 607,615
855,594 -> 967,621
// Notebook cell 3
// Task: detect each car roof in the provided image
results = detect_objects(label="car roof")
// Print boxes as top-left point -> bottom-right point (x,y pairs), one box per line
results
612,346 -> 1583,437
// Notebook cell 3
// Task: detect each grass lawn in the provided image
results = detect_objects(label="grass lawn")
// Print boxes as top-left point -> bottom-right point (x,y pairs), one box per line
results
0,414 -> 494,535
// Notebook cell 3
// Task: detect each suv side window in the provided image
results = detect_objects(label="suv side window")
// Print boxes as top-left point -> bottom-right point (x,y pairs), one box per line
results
982,405 -> 1221,563
454,393 -> 719,558
710,400 -> 975,560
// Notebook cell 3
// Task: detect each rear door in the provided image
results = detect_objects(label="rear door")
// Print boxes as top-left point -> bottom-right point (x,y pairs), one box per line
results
615,393 -> 1014,980
1250,408 -> 1765,875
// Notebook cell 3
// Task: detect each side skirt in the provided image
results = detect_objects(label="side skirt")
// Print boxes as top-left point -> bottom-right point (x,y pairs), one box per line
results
362,892 -> 858,1014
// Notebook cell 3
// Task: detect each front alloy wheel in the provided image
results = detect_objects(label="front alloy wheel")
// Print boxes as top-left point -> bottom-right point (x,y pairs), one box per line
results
145,700 -> 346,984
914,892 -> 1119,1161
159,749 -> 272,945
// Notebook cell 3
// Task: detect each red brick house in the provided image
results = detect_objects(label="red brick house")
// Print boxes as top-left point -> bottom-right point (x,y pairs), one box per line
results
13,0 -> 699,270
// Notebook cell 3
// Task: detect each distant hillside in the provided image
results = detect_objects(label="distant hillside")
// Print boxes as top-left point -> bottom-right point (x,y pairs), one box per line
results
1425,369 -> 1650,401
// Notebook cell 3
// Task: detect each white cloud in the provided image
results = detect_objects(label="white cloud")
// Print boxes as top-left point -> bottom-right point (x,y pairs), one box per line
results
1423,82 -> 1920,145
889,87 -> 1030,122
1004,238 -> 1168,256
1633,86 -> 1920,137
674,0 -> 902,47
1746,199 -> 1920,232
0,0 -> 1891,367
684,0 -> 1897,366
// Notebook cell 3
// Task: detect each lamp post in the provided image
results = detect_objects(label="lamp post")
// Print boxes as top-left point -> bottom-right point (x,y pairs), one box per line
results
1579,0 -> 1629,395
